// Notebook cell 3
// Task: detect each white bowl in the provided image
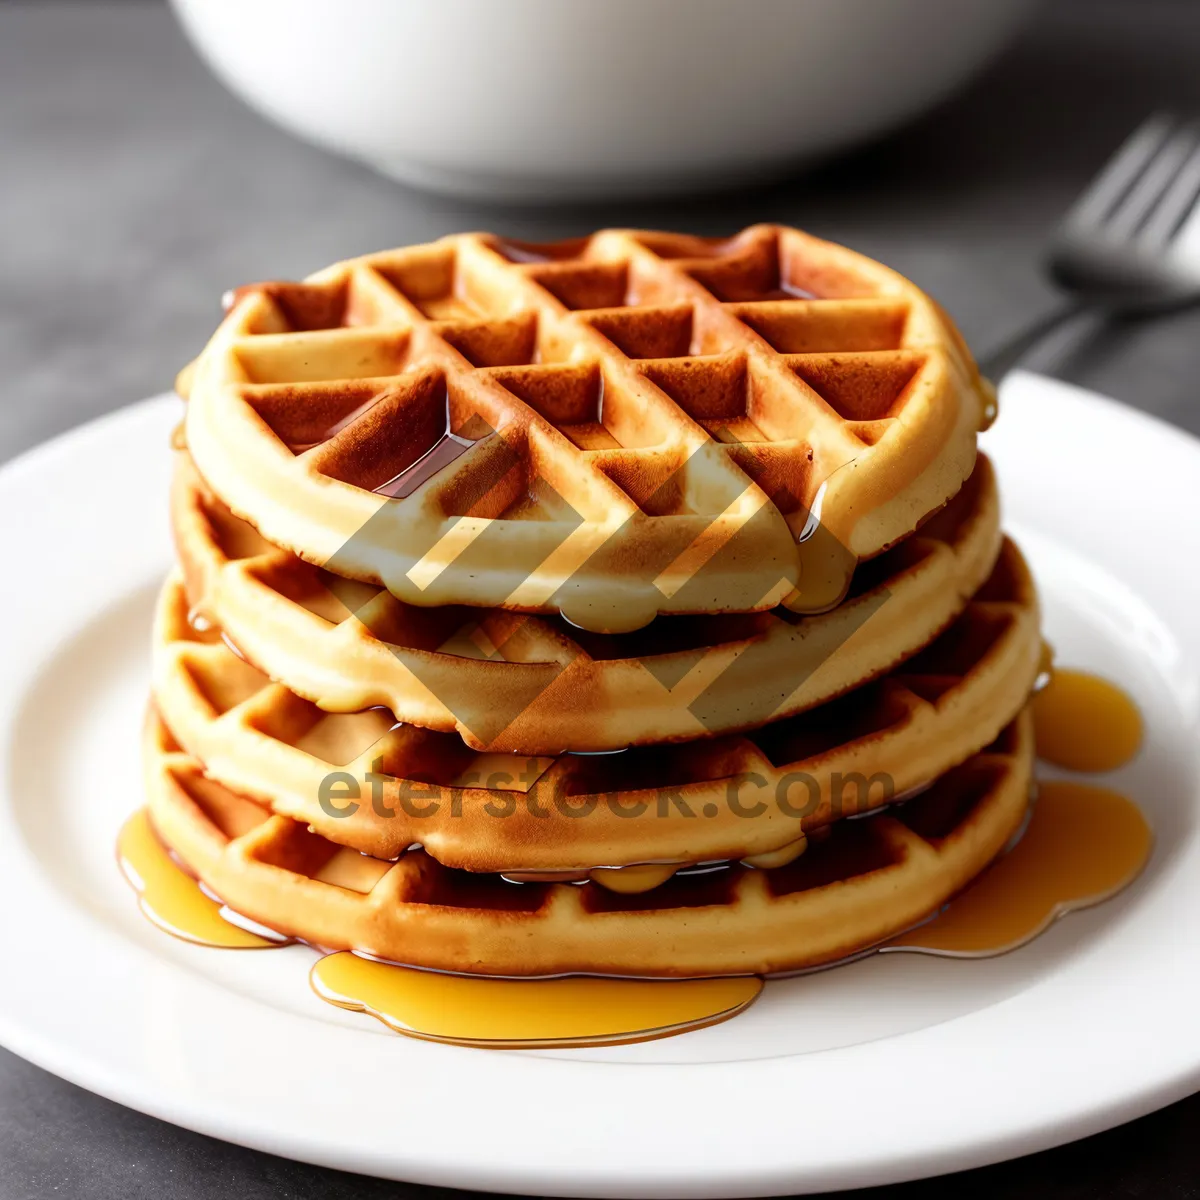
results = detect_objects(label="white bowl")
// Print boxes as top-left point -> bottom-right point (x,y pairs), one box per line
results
169,0 -> 1037,201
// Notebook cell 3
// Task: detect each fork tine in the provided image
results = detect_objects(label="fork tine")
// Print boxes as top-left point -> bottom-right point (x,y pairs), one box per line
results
1108,122 -> 1200,238
1139,128 -> 1200,245
1173,180 -> 1200,260
1063,113 -> 1176,230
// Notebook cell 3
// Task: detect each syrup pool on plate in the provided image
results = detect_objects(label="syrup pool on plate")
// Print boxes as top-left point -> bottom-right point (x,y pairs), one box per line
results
117,808 -> 763,1045
1032,668 -> 1144,773
311,955 -> 762,1049
118,668 -> 1150,1048
887,666 -> 1149,955
117,810 -> 289,950
884,781 -> 1151,956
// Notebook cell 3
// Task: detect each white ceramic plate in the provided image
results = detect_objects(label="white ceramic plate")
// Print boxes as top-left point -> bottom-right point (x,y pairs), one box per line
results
0,371 -> 1198,1196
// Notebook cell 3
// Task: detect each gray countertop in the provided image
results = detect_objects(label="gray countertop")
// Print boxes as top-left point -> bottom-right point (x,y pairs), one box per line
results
2,1 -> 1200,1197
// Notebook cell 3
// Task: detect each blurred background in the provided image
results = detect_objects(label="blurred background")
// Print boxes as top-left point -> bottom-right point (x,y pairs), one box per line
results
3,0 -> 1199,465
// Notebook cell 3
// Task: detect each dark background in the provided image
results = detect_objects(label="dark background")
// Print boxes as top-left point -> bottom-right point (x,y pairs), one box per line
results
3,1 -> 1200,1198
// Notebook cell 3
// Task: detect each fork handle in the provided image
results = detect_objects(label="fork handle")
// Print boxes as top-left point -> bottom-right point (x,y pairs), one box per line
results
976,301 -> 1089,381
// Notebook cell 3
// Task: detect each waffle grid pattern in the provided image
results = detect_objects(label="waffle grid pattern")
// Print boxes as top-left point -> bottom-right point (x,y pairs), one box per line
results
145,707 -> 1034,978
182,225 -> 988,631
153,535 -> 1040,870
172,450 -> 1002,753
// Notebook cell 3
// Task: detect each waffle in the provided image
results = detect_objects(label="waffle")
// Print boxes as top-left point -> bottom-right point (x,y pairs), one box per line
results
180,225 -> 991,633
172,450 -> 1001,754
143,705 -> 1034,977
152,534 -> 1040,872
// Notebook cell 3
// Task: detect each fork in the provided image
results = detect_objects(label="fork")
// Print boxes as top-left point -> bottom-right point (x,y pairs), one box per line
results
979,113 -> 1200,380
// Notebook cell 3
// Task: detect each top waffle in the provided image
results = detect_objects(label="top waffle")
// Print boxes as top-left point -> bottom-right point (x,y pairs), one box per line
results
181,225 -> 991,632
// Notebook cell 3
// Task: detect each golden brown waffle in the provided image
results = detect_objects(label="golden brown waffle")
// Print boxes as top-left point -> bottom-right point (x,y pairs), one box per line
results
172,450 -> 1002,754
152,536 -> 1040,872
143,705 -> 1034,977
181,225 -> 991,633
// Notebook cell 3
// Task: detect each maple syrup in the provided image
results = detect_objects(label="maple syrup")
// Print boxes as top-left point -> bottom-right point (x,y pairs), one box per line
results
311,954 -> 762,1048
788,531 -> 857,614
118,669 -> 1152,1047
220,630 -> 249,662
1034,639 -> 1055,690
755,282 -> 819,301
885,781 -> 1151,956
372,432 -> 475,499
784,479 -> 858,615
117,810 -> 287,949
186,604 -> 215,635
286,395 -> 384,455
978,379 -> 999,432
1032,668 -> 1143,772
119,770 -> 1150,1044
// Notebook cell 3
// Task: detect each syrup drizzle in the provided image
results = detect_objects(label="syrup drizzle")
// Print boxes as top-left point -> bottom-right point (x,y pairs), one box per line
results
220,630 -> 249,662
120,670 -> 1151,1048
286,395 -> 384,455
372,432 -> 475,499
186,605 -> 215,635
784,470 -> 858,615
272,368 -> 482,497
754,283 -> 819,301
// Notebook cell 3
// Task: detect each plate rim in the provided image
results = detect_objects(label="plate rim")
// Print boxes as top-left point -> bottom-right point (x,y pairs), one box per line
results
1,372 -> 1200,1197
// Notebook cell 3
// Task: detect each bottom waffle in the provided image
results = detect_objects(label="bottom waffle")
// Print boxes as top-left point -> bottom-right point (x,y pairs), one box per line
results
143,706 -> 1034,978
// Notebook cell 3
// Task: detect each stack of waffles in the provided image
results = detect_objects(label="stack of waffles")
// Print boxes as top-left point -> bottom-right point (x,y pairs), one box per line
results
148,225 -> 1043,977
